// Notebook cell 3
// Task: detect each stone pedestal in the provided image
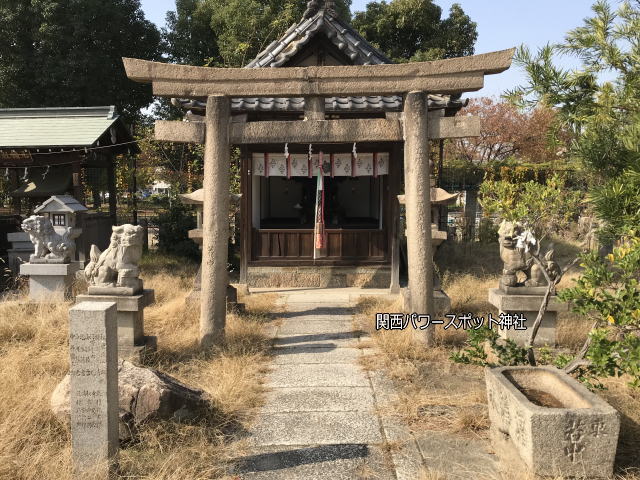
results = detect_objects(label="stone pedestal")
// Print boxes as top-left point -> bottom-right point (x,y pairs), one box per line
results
76,290 -> 156,361
20,262 -> 81,302
488,288 -> 569,346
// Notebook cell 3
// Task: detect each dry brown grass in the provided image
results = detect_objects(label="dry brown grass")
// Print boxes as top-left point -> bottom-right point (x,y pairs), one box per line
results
0,252 -> 278,480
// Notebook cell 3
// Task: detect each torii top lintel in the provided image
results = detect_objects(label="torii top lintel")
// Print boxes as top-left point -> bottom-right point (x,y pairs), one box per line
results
123,48 -> 515,99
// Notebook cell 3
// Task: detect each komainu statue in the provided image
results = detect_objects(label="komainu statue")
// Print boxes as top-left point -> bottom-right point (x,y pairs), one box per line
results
21,215 -> 78,263
84,224 -> 144,294
498,220 -> 533,288
498,221 -> 561,289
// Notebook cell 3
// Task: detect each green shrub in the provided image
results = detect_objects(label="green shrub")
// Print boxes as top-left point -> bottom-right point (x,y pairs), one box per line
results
154,203 -> 200,261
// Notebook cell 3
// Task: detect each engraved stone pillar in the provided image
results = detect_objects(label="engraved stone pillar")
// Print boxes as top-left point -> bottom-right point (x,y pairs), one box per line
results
201,95 -> 231,348
69,301 -> 118,479
403,91 -> 435,345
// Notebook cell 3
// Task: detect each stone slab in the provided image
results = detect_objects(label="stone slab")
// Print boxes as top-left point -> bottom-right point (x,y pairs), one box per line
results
69,301 -> 119,478
379,416 -> 424,480
261,387 -> 375,413
285,295 -> 352,304
237,444 -> 394,480
282,304 -> 353,316
20,261 -> 81,276
249,411 -> 383,446
277,320 -> 353,335
77,290 -> 155,312
416,430 -> 499,480
267,364 -> 370,388
272,346 -> 361,365
273,332 -> 360,349
488,288 -> 569,312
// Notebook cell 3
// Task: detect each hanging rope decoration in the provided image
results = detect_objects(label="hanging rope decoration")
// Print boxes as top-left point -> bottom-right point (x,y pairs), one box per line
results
308,143 -> 313,178
22,167 -> 29,182
352,142 -> 358,177
42,164 -> 50,180
284,143 -> 291,179
3,168 -> 8,180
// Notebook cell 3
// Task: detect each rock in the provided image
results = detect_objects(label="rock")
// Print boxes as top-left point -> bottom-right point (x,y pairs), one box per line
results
51,360 -> 209,430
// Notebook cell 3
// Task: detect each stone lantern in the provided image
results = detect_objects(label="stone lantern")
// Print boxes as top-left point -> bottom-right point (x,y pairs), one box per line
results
33,195 -> 87,236
19,195 -> 87,302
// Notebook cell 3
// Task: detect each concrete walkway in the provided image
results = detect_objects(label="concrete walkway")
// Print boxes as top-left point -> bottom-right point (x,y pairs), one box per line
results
237,289 -> 396,479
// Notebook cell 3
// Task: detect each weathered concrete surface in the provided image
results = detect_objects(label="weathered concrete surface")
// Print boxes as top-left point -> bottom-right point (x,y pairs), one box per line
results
123,49 -> 515,97
403,91 -> 435,344
200,95 -> 231,348
68,301 -> 119,479
486,366 -> 620,478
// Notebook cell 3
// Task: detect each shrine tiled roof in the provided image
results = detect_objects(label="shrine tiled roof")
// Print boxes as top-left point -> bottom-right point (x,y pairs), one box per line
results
173,94 -> 467,116
246,4 -> 391,68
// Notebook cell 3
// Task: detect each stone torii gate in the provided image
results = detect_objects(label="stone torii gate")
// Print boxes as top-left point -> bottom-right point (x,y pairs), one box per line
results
123,49 -> 514,347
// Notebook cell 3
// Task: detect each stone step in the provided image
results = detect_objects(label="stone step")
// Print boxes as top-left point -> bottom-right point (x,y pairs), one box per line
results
237,443 -> 394,480
261,387 -> 375,414
272,346 -> 362,365
277,320 -> 354,335
249,411 -> 383,446
267,363 -> 370,388
273,332 -> 361,349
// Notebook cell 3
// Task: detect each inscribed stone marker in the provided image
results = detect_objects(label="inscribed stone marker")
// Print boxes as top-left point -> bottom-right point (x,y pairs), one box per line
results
69,301 -> 119,478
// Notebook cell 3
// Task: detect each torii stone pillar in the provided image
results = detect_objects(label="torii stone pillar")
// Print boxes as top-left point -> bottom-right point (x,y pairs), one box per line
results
201,95 -> 231,348
404,91 -> 435,345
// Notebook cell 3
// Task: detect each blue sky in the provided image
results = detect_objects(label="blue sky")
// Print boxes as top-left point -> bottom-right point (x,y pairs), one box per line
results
140,0 -> 612,97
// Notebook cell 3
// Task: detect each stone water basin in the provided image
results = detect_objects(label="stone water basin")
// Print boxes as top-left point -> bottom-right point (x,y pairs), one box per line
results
485,366 -> 620,478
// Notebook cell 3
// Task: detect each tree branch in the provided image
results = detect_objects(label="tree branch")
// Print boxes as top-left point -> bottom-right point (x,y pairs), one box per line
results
564,320 -> 598,374
525,255 -> 581,366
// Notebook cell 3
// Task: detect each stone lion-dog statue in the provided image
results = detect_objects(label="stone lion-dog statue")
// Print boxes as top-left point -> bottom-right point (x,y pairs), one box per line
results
84,224 -> 144,293
21,215 -> 77,263
498,220 -> 560,289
